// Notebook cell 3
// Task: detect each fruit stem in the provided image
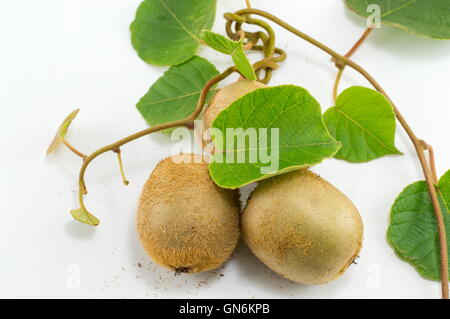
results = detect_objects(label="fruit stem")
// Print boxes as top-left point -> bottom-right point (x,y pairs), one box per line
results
62,139 -> 87,160
74,68 -> 236,224
234,8 -> 449,299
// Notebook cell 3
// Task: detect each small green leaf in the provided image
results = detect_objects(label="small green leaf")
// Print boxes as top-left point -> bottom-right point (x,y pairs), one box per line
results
71,208 -> 100,226
47,109 -> 79,154
231,45 -> 257,81
200,30 -> 240,54
345,0 -> 450,39
208,85 -> 341,188
200,31 -> 256,80
130,0 -> 217,66
136,56 -> 219,130
388,170 -> 450,281
324,86 -> 401,163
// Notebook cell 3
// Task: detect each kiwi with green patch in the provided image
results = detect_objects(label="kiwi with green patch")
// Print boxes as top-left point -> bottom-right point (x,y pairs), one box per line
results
136,153 -> 240,274
242,169 -> 363,284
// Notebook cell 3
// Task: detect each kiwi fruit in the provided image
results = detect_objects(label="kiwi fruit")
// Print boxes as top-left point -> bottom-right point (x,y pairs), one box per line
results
242,169 -> 363,285
136,153 -> 240,274
202,78 -> 266,145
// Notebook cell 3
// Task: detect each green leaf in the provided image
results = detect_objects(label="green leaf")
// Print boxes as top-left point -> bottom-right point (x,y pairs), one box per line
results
200,30 -> 240,54
345,0 -> 450,39
130,0 -> 217,66
70,208 -> 100,226
439,170 -> 450,205
388,170 -> 450,281
200,31 -> 256,80
136,56 -> 219,130
47,109 -> 79,154
208,85 -> 341,188
324,86 -> 401,163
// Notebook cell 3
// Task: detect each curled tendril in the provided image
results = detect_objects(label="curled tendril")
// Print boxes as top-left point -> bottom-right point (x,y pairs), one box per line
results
224,11 -> 286,84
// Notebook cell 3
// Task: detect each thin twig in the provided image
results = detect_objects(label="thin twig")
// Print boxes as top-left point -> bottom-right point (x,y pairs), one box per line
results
333,68 -> 344,103
421,140 -> 439,184
332,27 -> 373,102
63,140 -> 87,159
345,27 -> 373,59
234,8 -> 449,299
428,146 -> 438,185
113,148 -> 129,186
237,29 -> 246,41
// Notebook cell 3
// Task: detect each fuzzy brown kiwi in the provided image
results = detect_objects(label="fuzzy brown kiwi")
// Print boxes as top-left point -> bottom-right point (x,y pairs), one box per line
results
201,79 -> 266,145
241,169 -> 363,285
136,153 -> 240,274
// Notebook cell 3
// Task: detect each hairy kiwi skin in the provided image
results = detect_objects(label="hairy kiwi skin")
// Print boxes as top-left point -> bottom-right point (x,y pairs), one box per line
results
202,79 -> 266,143
137,153 -> 240,274
242,169 -> 363,285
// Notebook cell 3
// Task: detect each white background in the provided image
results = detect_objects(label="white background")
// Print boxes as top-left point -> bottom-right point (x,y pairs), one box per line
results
1,0 -> 449,299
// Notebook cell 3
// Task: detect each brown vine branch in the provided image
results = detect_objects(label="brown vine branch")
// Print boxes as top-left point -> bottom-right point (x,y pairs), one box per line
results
421,140 -> 439,185
237,29 -> 246,41
233,8 -> 449,299
62,140 -> 87,159
75,67 -> 236,221
243,40 -> 255,50
332,27 -> 373,102
332,68 -> 344,103
345,27 -> 373,59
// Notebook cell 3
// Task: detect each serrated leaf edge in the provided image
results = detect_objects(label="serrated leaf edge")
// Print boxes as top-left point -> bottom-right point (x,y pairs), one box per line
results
387,180 -> 448,281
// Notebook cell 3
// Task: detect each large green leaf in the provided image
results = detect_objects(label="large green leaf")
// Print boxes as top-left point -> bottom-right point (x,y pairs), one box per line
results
200,31 -> 256,80
345,0 -> 450,39
324,86 -> 401,163
130,0 -> 217,66
388,170 -> 450,281
136,56 -> 219,129
208,85 -> 341,188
